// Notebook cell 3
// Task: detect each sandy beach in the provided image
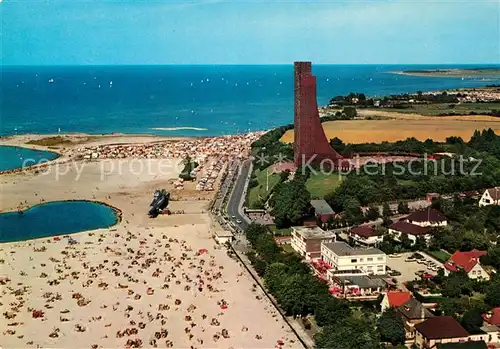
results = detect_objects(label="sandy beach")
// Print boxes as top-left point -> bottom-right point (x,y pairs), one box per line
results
0,135 -> 300,348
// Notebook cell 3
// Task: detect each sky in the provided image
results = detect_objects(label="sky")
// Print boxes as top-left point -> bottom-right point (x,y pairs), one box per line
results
1,0 -> 499,65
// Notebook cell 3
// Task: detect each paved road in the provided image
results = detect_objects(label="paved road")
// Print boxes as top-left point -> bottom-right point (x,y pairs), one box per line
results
226,159 -> 251,231
213,160 -> 238,213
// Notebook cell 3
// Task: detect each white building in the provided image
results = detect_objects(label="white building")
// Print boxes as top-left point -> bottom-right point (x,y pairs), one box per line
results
389,208 -> 447,245
349,225 -> 384,246
389,221 -> 431,245
321,241 -> 387,275
213,230 -> 234,244
290,226 -> 335,260
479,187 -> 500,207
405,208 -> 447,228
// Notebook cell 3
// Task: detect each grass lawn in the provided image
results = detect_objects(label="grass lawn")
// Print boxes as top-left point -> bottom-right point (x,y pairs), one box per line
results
425,249 -> 451,263
281,244 -> 295,254
247,167 -> 282,209
306,172 -> 344,199
269,226 -> 292,236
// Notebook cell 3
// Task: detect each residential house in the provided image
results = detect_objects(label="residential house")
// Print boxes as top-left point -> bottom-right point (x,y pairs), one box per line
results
406,208 -> 448,227
349,225 -> 384,246
389,208 -> 447,245
479,187 -> 500,207
443,250 -> 490,280
397,298 -> 435,340
310,199 -> 336,223
290,226 -> 335,260
389,221 -> 431,245
415,316 -> 470,348
380,291 -> 412,312
321,241 -> 387,275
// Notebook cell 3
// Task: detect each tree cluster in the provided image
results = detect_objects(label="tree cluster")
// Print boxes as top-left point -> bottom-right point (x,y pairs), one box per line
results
268,169 -> 313,228
428,197 -> 500,253
428,270 -> 500,334
325,130 -> 500,213
251,124 -> 294,170
328,91 -> 460,108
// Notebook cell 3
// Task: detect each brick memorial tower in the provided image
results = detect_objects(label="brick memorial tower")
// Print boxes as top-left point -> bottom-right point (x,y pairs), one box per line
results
293,61 -> 346,168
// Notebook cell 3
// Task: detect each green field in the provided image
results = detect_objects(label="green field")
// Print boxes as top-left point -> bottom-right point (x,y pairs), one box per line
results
425,249 -> 451,263
247,167 -> 282,209
380,102 -> 500,116
306,172 -> 344,199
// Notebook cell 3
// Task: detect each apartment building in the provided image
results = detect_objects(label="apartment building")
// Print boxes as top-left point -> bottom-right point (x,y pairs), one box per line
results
290,226 -> 335,260
321,241 -> 387,275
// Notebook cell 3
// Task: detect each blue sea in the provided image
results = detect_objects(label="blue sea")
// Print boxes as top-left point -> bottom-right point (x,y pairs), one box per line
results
1,64 -> 499,137
0,201 -> 118,243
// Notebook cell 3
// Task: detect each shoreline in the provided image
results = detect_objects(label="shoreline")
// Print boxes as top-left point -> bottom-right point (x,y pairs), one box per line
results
0,144 -> 62,174
0,199 -> 123,244
391,69 -> 500,78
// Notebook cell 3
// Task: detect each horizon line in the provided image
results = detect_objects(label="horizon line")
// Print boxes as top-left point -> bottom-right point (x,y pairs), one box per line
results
2,63 -> 500,68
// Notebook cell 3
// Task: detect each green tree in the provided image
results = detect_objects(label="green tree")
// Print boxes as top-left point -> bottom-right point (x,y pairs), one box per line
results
382,202 -> 392,218
365,206 -> 380,221
315,297 -> 352,327
414,235 -> 428,250
486,278 -> 500,307
263,263 -> 288,294
344,198 -> 364,225
377,309 -> 406,346
461,308 -> 484,334
329,137 -> 346,153
315,317 -> 381,349
441,271 -> 472,298
400,233 -> 413,250
269,176 -> 312,228
397,201 -> 410,214
342,106 -> 358,119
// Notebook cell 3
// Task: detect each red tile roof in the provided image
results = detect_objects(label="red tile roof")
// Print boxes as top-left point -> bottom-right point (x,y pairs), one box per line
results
444,249 -> 487,273
482,307 -> 500,326
415,316 -> 469,340
387,291 -> 412,308
350,225 -> 382,237
406,208 -> 447,224
486,187 -> 500,201
390,221 -> 430,236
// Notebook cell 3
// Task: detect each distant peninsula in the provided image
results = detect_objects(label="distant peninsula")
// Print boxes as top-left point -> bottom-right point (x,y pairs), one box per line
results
392,67 -> 500,78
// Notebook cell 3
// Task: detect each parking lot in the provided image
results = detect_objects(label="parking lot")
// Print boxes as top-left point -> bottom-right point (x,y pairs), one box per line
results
386,252 -> 444,284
